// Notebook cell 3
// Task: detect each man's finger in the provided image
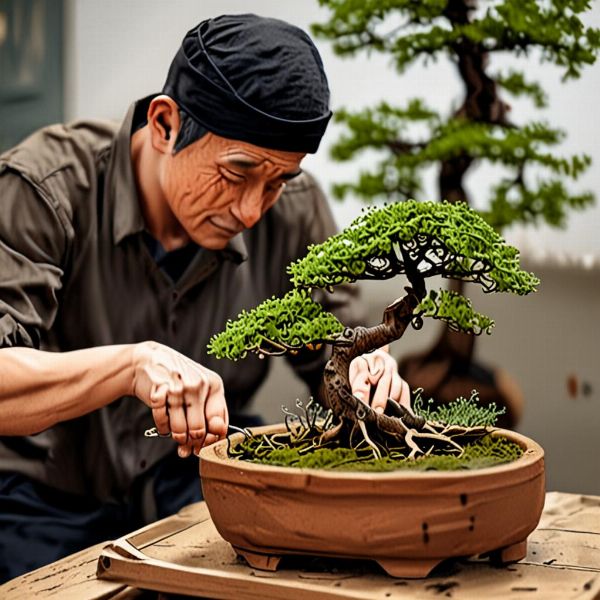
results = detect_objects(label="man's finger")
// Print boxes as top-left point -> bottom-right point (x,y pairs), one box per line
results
191,432 -> 221,457
185,376 -> 208,445
207,414 -> 227,439
349,356 -> 371,402
167,374 -> 188,445
178,443 -> 192,458
371,369 -> 392,414
366,353 -> 385,379
151,383 -> 170,435
204,376 -> 228,438
351,372 -> 371,404
192,439 -> 203,457
389,372 -> 403,403
204,433 -> 221,446
399,378 -> 411,408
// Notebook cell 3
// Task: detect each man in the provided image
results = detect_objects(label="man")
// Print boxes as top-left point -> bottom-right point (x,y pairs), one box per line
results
0,14 -> 408,580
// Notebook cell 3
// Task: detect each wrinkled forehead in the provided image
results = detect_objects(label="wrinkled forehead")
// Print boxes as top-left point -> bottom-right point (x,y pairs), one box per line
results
211,133 -> 306,171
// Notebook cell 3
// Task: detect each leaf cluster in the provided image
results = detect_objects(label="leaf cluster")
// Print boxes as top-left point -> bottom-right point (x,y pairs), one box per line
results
412,389 -> 505,427
289,200 -> 539,296
207,289 -> 344,360
416,289 -> 495,335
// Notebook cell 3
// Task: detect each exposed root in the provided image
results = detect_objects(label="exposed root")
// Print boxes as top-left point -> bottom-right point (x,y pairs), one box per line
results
332,386 -> 491,459
404,429 -> 422,459
358,419 -> 382,460
319,420 -> 343,445
229,389 -> 502,470
410,430 -> 464,456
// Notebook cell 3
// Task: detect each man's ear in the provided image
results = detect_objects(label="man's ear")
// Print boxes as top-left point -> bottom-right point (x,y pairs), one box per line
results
147,95 -> 181,154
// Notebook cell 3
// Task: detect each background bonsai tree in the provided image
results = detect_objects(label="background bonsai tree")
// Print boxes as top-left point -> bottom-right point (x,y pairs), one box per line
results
310,0 -> 600,426
209,201 -> 538,462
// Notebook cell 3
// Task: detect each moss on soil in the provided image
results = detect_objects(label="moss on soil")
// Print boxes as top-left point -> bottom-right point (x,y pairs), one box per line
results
232,432 -> 522,472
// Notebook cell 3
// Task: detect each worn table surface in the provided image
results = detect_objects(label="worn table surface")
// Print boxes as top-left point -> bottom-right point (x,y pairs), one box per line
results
2,491 -> 599,599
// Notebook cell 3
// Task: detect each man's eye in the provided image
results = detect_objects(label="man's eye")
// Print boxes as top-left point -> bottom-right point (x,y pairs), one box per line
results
218,167 -> 245,183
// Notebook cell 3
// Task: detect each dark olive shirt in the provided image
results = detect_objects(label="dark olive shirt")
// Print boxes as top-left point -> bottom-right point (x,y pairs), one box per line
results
0,101 -> 360,501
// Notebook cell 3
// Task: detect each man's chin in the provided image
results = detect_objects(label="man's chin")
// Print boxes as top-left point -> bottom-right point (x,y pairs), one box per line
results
193,234 -> 232,251
188,221 -> 241,250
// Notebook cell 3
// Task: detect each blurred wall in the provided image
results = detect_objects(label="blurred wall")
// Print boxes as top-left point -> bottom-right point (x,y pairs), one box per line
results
60,2 -> 600,494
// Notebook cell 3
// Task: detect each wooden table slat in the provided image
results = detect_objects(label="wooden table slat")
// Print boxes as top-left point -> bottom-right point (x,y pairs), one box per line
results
2,491 -> 600,599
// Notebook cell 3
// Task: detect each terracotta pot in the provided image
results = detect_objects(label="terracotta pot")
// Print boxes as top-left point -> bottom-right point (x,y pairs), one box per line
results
199,425 -> 545,578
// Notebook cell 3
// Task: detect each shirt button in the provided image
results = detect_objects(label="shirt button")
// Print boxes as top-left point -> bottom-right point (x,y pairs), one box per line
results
139,459 -> 147,469
172,291 -> 179,301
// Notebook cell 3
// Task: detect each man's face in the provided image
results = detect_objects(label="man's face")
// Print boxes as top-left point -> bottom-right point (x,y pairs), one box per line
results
160,132 -> 305,249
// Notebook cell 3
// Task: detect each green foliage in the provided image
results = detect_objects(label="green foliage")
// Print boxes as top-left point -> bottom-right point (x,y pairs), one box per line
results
237,434 -> 522,471
331,100 -> 440,162
484,177 -> 595,230
289,200 -> 539,296
329,105 -> 592,228
207,289 -> 344,360
472,1 -> 600,80
314,0 -> 600,78
413,389 -> 506,427
416,289 -> 495,334
313,0 -> 598,230
494,69 -> 548,108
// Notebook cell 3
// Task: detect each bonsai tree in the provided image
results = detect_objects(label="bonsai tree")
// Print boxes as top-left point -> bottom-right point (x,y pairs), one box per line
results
310,0 -> 600,425
208,200 -> 538,464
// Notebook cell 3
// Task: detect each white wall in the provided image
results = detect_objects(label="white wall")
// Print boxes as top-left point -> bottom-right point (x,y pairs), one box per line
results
65,0 -> 600,258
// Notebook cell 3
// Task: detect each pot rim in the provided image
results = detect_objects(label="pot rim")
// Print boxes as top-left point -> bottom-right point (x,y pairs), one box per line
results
200,424 -> 544,481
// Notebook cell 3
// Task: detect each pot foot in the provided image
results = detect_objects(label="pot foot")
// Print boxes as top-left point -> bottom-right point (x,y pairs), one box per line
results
376,557 -> 442,578
233,546 -> 282,571
487,539 -> 528,566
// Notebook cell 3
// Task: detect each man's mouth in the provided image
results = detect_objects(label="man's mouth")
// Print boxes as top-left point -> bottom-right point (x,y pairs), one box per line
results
208,218 -> 243,235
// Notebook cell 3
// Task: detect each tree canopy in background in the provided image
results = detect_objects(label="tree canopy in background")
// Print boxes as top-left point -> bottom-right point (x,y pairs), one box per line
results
312,0 -> 600,230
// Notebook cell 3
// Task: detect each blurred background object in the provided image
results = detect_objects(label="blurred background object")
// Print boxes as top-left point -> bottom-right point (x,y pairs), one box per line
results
0,0 -> 598,494
0,0 -> 63,150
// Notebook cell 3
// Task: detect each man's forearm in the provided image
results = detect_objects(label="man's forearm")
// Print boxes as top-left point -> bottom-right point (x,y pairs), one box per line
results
0,345 -> 135,435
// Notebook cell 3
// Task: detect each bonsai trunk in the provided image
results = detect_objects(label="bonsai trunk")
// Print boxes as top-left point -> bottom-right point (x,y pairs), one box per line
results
320,287 -> 488,458
322,287 -> 422,428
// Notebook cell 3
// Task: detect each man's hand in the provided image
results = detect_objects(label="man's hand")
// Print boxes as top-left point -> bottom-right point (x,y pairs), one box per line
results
132,341 -> 228,457
348,346 -> 409,414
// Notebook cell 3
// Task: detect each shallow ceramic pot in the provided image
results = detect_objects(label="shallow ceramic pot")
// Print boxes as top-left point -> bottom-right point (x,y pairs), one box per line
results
199,425 -> 545,578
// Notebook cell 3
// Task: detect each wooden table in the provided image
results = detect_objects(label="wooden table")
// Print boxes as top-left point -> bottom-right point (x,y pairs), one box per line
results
2,491 -> 599,599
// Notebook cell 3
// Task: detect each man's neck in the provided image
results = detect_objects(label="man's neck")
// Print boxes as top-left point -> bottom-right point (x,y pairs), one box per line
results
130,128 -> 191,251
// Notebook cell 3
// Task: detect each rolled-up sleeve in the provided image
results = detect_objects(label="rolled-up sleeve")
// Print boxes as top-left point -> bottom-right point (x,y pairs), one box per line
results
0,169 -> 67,349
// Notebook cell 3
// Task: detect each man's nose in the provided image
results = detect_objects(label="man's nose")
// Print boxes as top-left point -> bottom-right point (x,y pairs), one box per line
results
235,186 -> 264,228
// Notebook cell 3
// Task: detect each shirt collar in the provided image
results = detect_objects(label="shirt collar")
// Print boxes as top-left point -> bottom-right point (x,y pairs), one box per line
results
221,233 -> 248,264
108,99 -> 146,245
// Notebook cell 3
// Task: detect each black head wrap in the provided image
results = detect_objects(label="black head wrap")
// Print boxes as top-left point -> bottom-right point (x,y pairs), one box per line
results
163,14 -> 332,153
